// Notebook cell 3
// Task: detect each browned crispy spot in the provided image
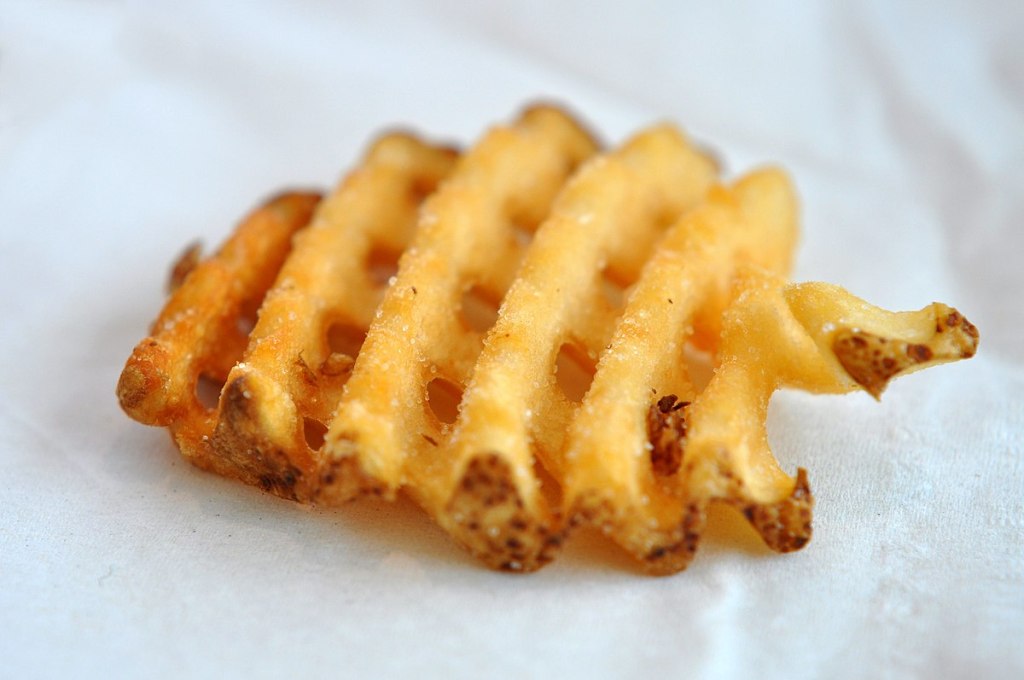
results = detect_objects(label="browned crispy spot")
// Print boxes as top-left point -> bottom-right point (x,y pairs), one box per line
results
316,445 -> 385,505
116,341 -> 174,425
833,306 -> 979,398
647,394 -> 689,476
907,344 -> 933,362
445,453 -> 560,572
210,374 -> 307,502
833,332 -> 930,397
570,491 -> 704,576
642,502 -> 707,574
116,358 -> 157,414
734,468 -> 813,553
934,308 -> 980,356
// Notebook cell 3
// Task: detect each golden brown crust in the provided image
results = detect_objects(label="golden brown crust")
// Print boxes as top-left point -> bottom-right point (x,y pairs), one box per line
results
561,170 -> 801,571
211,374 -> 307,500
734,468 -> 813,553
117,105 -> 979,574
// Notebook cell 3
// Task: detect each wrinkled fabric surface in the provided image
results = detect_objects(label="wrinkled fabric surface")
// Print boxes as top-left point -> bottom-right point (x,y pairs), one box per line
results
1,2 -> 1022,678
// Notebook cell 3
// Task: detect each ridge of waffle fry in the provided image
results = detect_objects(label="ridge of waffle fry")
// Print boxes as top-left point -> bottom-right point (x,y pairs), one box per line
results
316,105 -> 599,511
562,169 -> 799,572
212,133 -> 458,501
117,103 -> 980,574
431,124 -> 717,570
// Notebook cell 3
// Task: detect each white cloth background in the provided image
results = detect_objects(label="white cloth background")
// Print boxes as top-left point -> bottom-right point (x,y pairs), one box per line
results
2,1 -> 1022,678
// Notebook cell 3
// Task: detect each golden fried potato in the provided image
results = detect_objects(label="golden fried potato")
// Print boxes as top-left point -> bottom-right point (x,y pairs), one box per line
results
118,105 -> 979,574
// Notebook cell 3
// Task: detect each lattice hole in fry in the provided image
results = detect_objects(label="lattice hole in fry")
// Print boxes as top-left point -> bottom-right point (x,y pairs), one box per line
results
234,292 -> 264,331
325,321 -> 366,361
512,221 -> 534,249
682,342 -> 715,392
366,244 -> 402,288
303,417 -> 328,451
195,372 -> 225,411
599,268 -> 629,309
426,377 -> 464,425
555,342 -> 596,404
532,454 -> 564,510
459,285 -> 501,334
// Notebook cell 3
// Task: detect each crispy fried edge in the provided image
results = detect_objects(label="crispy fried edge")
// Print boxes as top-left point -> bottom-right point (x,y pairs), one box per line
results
211,135 -> 458,501
117,192 -> 321,476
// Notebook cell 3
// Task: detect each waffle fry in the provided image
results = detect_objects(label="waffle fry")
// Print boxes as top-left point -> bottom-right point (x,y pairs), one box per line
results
118,104 -> 979,574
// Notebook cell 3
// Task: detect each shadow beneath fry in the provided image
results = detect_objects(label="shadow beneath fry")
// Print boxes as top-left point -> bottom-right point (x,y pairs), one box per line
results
120,431 -> 783,578
555,526 -> 649,576
181,466 -> 482,573
308,494 -> 483,573
164,434 -> 785,575
551,503 -> 776,577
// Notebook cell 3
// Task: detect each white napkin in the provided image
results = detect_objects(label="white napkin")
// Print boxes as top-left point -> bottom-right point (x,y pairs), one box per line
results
2,2 -> 1021,678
